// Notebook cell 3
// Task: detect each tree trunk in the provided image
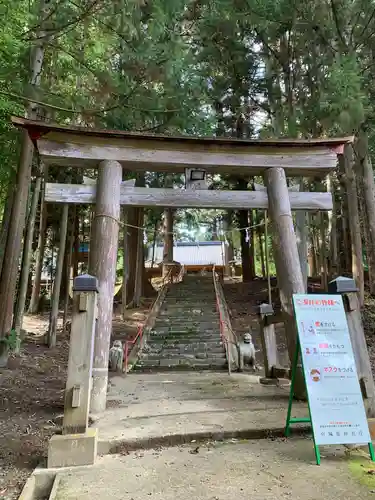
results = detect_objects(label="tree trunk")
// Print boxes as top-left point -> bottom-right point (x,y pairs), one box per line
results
223,212 -> 233,277
121,207 -> 128,318
296,210 -> 308,290
236,180 -> 253,282
89,160 -> 121,414
0,181 -> 15,276
264,167 -> 306,400
327,174 -> 338,278
28,200 -> 47,313
60,237 -> 68,302
338,164 -> 352,274
13,176 -> 42,352
0,132 -> 34,366
63,207 -> 75,332
163,208 -> 173,275
48,204 -> 69,348
72,215 -> 79,278
358,176 -> 374,290
249,210 -> 256,278
126,207 -> 139,306
355,131 -> 375,295
238,210 -> 252,282
310,230 -> 317,278
150,220 -> 158,268
264,211 -> 272,305
295,181 -> 308,290
133,208 -> 144,307
226,240 -> 234,276
257,212 -> 266,278
341,146 -> 364,306
319,212 -> 328,291
0,0 -> 51,366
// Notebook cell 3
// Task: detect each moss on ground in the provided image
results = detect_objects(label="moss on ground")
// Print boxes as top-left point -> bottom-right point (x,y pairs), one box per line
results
348,452 -> 375,491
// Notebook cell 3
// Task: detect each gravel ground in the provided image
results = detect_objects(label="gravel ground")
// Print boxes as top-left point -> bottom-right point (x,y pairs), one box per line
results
1,283 -> 375,499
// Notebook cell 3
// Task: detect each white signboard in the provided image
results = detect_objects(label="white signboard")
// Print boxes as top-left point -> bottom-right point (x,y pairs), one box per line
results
293,294 -> 371,446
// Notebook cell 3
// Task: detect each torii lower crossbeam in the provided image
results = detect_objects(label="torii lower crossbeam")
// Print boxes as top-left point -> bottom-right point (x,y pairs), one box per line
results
44,183 -> 333,211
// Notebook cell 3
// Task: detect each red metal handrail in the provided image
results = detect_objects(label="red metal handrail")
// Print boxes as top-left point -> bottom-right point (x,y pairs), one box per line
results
216,296 -> 228,343
214,274 -> 230,374
124,323 -> 143,373
213,266 -> 239,375
123,265 -> 185,372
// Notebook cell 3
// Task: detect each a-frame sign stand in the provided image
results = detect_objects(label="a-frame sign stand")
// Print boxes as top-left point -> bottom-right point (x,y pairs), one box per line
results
285,337 -> 322,465
285,309 -> 375,466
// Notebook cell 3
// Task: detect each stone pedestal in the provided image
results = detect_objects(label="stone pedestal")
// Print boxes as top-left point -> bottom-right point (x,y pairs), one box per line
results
47,428 -> 98,468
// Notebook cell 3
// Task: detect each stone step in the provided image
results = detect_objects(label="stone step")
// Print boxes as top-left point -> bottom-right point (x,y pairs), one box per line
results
167,289 -> 215,292
143,351 -> 226,362
167,288 -> 215,291
169,290 -> 214,292
160,303 -> 217,307
174,282 -> 214,286
149,334 -> 220,343
152,345 -> 224,353
152,327 -> 219,334
153,326 -> 220,332
152,325 -> 219,331
148,343 -> 222,352
134,357 -> 227,371
144,352 -> 226,361
129,273 -> 226,373
165,295 -> 216,298
158,311 -> 217,316
167,292 -> 215,295
160,304 -> 216,313
168,293 -> 215,296
154,345 -> 225,355
159,313 -> 218,318
158,317 -> 218,322
162,302 -> 216,307
152,331 -> 220,337
154,320 -> 219,326
166,292 -> 216,295
159,311 -> 218,317
151,329 -> 220,336
149,341 -> 221,349
163,296 -> 216,300
164,294 -> 215,298
148,340 -> 223,349
168,286 -> 214,289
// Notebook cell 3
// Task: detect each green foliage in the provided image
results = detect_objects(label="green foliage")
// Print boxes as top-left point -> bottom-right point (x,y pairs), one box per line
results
320,55 -> 366,134
2,0 -> 375,274
0,329 -> 18,350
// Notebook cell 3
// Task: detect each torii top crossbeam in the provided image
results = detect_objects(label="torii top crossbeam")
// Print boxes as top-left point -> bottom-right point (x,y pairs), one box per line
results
12,116 -> 353,177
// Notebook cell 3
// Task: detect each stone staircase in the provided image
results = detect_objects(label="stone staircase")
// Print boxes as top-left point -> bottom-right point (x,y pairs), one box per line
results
134,275 -> 227,371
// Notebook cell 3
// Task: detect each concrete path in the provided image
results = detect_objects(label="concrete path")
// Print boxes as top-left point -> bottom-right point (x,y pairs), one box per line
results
96,371 -> 308,453
53,438 -> 372,499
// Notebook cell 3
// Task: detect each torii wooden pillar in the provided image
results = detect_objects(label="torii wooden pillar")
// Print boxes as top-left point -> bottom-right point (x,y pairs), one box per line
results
264,168 -> 306,398
89,160 -> 122,413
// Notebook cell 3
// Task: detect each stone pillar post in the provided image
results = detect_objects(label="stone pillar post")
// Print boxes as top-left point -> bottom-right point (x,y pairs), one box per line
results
258,303 -> 278,379
48,274 -> 98,468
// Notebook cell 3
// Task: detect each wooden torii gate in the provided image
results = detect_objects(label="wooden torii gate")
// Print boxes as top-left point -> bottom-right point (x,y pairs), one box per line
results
12,116 -> 352,412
